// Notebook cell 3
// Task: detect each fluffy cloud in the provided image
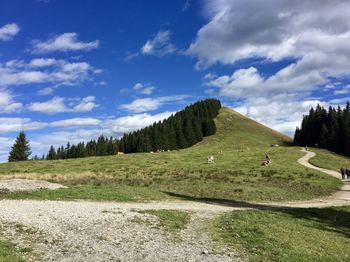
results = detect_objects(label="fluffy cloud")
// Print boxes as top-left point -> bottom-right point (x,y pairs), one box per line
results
0,118 -> 46,134
49,118 -> 101,128
32,32 -> 99,53
0,58 -> 99,87
195,0 -> 350,134
0,23 -> 20,41
141,30 -> 177,56
120,83 -> 156,95
0,89 -> 23,113
28,96 -> 98,114
120,95 -> 188,113
132,83 -> 155,95
187,0 -> 350,68
37,87 -> 55,96
102,112 -> 173,134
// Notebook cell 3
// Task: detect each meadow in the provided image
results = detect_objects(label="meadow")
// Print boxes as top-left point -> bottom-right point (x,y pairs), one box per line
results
0,108 -> 343,202
210,206 -> 350,261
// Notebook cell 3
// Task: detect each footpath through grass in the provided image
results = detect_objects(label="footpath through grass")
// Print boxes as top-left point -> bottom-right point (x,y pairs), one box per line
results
0,108 -> 343,202
211,206 -> 350,262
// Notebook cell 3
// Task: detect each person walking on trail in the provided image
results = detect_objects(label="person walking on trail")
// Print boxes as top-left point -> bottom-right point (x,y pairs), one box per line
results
341,167 -> 346,180
346,168 -> 350,179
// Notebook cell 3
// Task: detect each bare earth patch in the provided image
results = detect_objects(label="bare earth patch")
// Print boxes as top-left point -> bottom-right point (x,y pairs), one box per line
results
0,179 -> 67,193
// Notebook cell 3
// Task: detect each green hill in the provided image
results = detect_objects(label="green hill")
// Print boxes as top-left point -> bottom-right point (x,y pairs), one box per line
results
0,107 -> 342,202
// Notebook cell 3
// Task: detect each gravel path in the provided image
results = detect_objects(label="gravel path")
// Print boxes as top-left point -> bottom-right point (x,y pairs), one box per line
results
0,200 -> 241,262
0,149 -> 349,261
0,179 -> 66,193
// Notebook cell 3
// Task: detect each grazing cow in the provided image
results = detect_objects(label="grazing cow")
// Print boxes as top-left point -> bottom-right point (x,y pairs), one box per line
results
207,156 -> 215,164
261,159 -> 271,166
117,151 -> 124,155
261,160 -> 269,166
150,151 -> 154,154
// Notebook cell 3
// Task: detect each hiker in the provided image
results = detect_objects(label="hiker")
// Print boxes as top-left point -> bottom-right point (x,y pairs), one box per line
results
346,168 -> 350,179
341,167 -> 346,180
305,146 -> 308,151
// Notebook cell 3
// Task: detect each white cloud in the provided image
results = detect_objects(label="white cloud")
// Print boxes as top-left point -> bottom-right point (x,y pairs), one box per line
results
195,0 -> 350,134
232,96 -> 327,136
0,137 -> 15,163
32,32 -> 99,53
124,51 -> 140,62
72,96 -> 98,112
141,30 -> 177,56
29,58 -> 57,67
37,87 -> 55,96
120,95 -> 188,113
0,23 -> 20,41
49,118 -> 101,128
0,89 -> 23,113
187,0 -> 350,68
132,83 -> 155,95
0,58 -> 99,87
0,118 -> 47,134
28,96 -> 98,114
102,112 -> 173,135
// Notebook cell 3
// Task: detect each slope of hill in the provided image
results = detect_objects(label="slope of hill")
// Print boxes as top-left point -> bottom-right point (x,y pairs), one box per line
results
0,107 -> 342,202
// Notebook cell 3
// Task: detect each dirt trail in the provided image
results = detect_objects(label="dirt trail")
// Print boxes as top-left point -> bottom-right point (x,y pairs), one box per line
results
0,149 -> 349,261
262,149 -> 350,208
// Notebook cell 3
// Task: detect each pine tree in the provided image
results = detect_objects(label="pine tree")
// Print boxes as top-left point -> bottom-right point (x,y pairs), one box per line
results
8,131 -> 31,162
47,145 -> 57,160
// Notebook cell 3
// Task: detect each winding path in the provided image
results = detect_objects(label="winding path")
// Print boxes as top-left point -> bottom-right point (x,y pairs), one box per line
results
264,149 -> 350,208
0,149 -> 349,261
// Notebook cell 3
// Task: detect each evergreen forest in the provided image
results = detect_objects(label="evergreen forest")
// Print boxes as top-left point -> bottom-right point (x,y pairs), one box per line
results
44,99 -> 221,160
294,102 -> 350,156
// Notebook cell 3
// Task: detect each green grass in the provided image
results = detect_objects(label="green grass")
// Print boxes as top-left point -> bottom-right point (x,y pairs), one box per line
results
1,185 -> 175,202
211,206 -> 350,262
0,108 -> 343,202
310,148 -> 350,171
137,209 -> 190,239
0,239 -> 24,262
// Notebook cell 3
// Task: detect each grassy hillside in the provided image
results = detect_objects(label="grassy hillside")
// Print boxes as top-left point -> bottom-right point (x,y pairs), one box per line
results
0,108 -> 342,202
310,148 -> 350,171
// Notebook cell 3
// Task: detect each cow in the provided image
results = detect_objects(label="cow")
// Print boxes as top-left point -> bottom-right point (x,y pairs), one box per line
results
117,151 -> 124,155
261,159 -> 271,166
207,156 -> 215,164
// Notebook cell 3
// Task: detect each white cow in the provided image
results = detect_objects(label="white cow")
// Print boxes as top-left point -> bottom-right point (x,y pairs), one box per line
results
207,156 -> 215,164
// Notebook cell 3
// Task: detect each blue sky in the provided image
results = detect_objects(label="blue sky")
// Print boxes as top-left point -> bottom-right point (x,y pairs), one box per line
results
1,0 -> 350,162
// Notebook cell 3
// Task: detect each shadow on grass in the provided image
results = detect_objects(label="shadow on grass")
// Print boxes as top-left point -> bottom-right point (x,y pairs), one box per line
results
162,191 -> 350,239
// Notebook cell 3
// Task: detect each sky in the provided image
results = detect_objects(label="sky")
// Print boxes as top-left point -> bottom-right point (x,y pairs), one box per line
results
1,0 -> 350,162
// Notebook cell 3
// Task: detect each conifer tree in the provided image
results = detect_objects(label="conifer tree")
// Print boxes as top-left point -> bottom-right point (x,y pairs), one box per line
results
8,131 -> 31,162
47,145 -> 57,160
